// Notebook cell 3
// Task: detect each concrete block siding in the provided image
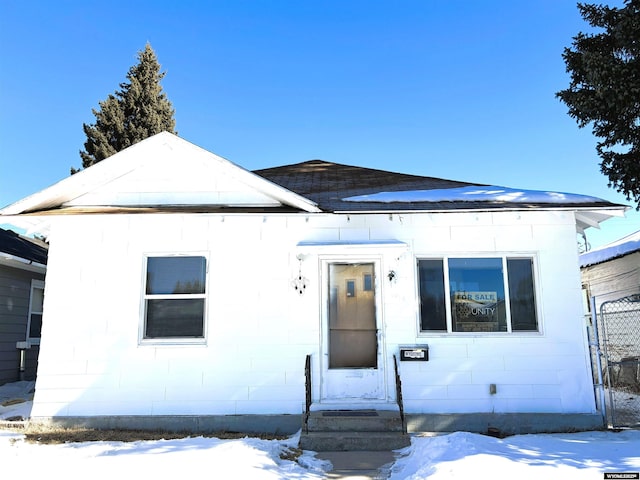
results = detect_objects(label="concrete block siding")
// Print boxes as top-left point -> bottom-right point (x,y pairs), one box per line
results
30,209 -> 597,427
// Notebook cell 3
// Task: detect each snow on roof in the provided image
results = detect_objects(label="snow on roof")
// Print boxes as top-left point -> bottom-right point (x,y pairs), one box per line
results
343,185 -> 608,204
580,230 -> 640,267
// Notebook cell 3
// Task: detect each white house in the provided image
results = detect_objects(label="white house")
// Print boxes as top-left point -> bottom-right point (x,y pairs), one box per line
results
0,133 -> 629,435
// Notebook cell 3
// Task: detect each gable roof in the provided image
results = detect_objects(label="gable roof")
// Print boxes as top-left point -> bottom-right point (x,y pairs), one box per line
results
1,132 -> 321,217
0,133 -> 628,238
0,227 -> 48,267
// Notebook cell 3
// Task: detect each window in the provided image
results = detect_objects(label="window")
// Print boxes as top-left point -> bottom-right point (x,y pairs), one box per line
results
363,273 -> 373,291
346,279 -> 356,298
143,256 -> 207,340
418,257 -> 538,333
27,280 -> 45,344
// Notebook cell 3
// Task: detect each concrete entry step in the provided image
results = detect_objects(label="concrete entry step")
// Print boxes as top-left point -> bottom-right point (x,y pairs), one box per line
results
300,430 -> 410,451
306,410 -> 405,433
300,410 -> 410,451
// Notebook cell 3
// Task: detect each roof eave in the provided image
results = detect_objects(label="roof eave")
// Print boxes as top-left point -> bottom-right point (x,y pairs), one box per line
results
0,253 -> 46,274
333,203 -> 629,234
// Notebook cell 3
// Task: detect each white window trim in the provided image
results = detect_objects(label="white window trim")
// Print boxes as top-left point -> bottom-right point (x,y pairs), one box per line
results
26,279 -> 45,345
416,253 -> 543,336
139,252 -> 209,346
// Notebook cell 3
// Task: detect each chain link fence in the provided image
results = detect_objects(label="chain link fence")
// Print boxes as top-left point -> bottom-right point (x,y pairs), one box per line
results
595,294 -> 640,428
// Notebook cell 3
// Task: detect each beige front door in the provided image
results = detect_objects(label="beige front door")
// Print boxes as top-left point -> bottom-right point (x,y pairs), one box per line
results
321,261 -> 385,401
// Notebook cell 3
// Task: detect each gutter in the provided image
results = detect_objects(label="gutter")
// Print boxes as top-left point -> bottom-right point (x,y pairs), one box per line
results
333,205 -> 628,215
0,252 -> 47,274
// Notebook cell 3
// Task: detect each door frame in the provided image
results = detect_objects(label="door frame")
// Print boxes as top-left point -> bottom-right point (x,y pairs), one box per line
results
318,255 -> 388,405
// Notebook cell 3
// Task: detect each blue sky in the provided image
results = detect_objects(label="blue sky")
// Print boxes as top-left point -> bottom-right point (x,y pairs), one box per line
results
1,0 -> 638,249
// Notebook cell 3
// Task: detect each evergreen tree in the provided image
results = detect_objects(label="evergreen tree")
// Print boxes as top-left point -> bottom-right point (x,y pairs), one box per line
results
74,43 -> 176,173
556,1 -> 640,208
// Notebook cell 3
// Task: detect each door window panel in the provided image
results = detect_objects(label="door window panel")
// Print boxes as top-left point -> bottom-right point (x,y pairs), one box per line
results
328,263 -> 377,368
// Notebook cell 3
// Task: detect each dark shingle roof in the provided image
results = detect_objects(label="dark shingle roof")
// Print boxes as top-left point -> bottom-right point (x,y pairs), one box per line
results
254,160 -> 619,212
0,228 -> 48,265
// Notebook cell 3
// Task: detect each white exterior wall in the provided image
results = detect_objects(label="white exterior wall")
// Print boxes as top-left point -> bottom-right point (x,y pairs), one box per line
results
32,209 -> 596,418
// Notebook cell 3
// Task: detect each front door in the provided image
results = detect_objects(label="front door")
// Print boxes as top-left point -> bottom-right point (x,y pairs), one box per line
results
320,261 -> 385,402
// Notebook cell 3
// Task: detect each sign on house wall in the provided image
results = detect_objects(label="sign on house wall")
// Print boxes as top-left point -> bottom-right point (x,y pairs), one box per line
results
453,291 -> 499,331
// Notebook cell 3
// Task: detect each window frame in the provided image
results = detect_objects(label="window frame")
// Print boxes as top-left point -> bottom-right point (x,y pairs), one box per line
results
416,254 -> 542,335
139,253 -> 209,345
26,279 -> 45,345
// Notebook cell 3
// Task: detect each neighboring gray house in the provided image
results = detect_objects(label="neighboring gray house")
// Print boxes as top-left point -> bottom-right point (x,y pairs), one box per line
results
0,227 -> 48,385
580,230 -> 640,313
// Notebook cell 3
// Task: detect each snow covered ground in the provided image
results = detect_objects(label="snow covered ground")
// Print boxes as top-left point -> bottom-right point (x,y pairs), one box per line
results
2,381 -> 640,479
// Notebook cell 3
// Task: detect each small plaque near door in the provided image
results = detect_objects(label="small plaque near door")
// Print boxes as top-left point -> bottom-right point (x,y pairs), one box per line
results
399,346 -> 429,361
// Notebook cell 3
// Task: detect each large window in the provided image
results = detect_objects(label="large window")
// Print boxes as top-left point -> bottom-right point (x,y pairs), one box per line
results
143,255 -> 207,340
418,257 -> 538,333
